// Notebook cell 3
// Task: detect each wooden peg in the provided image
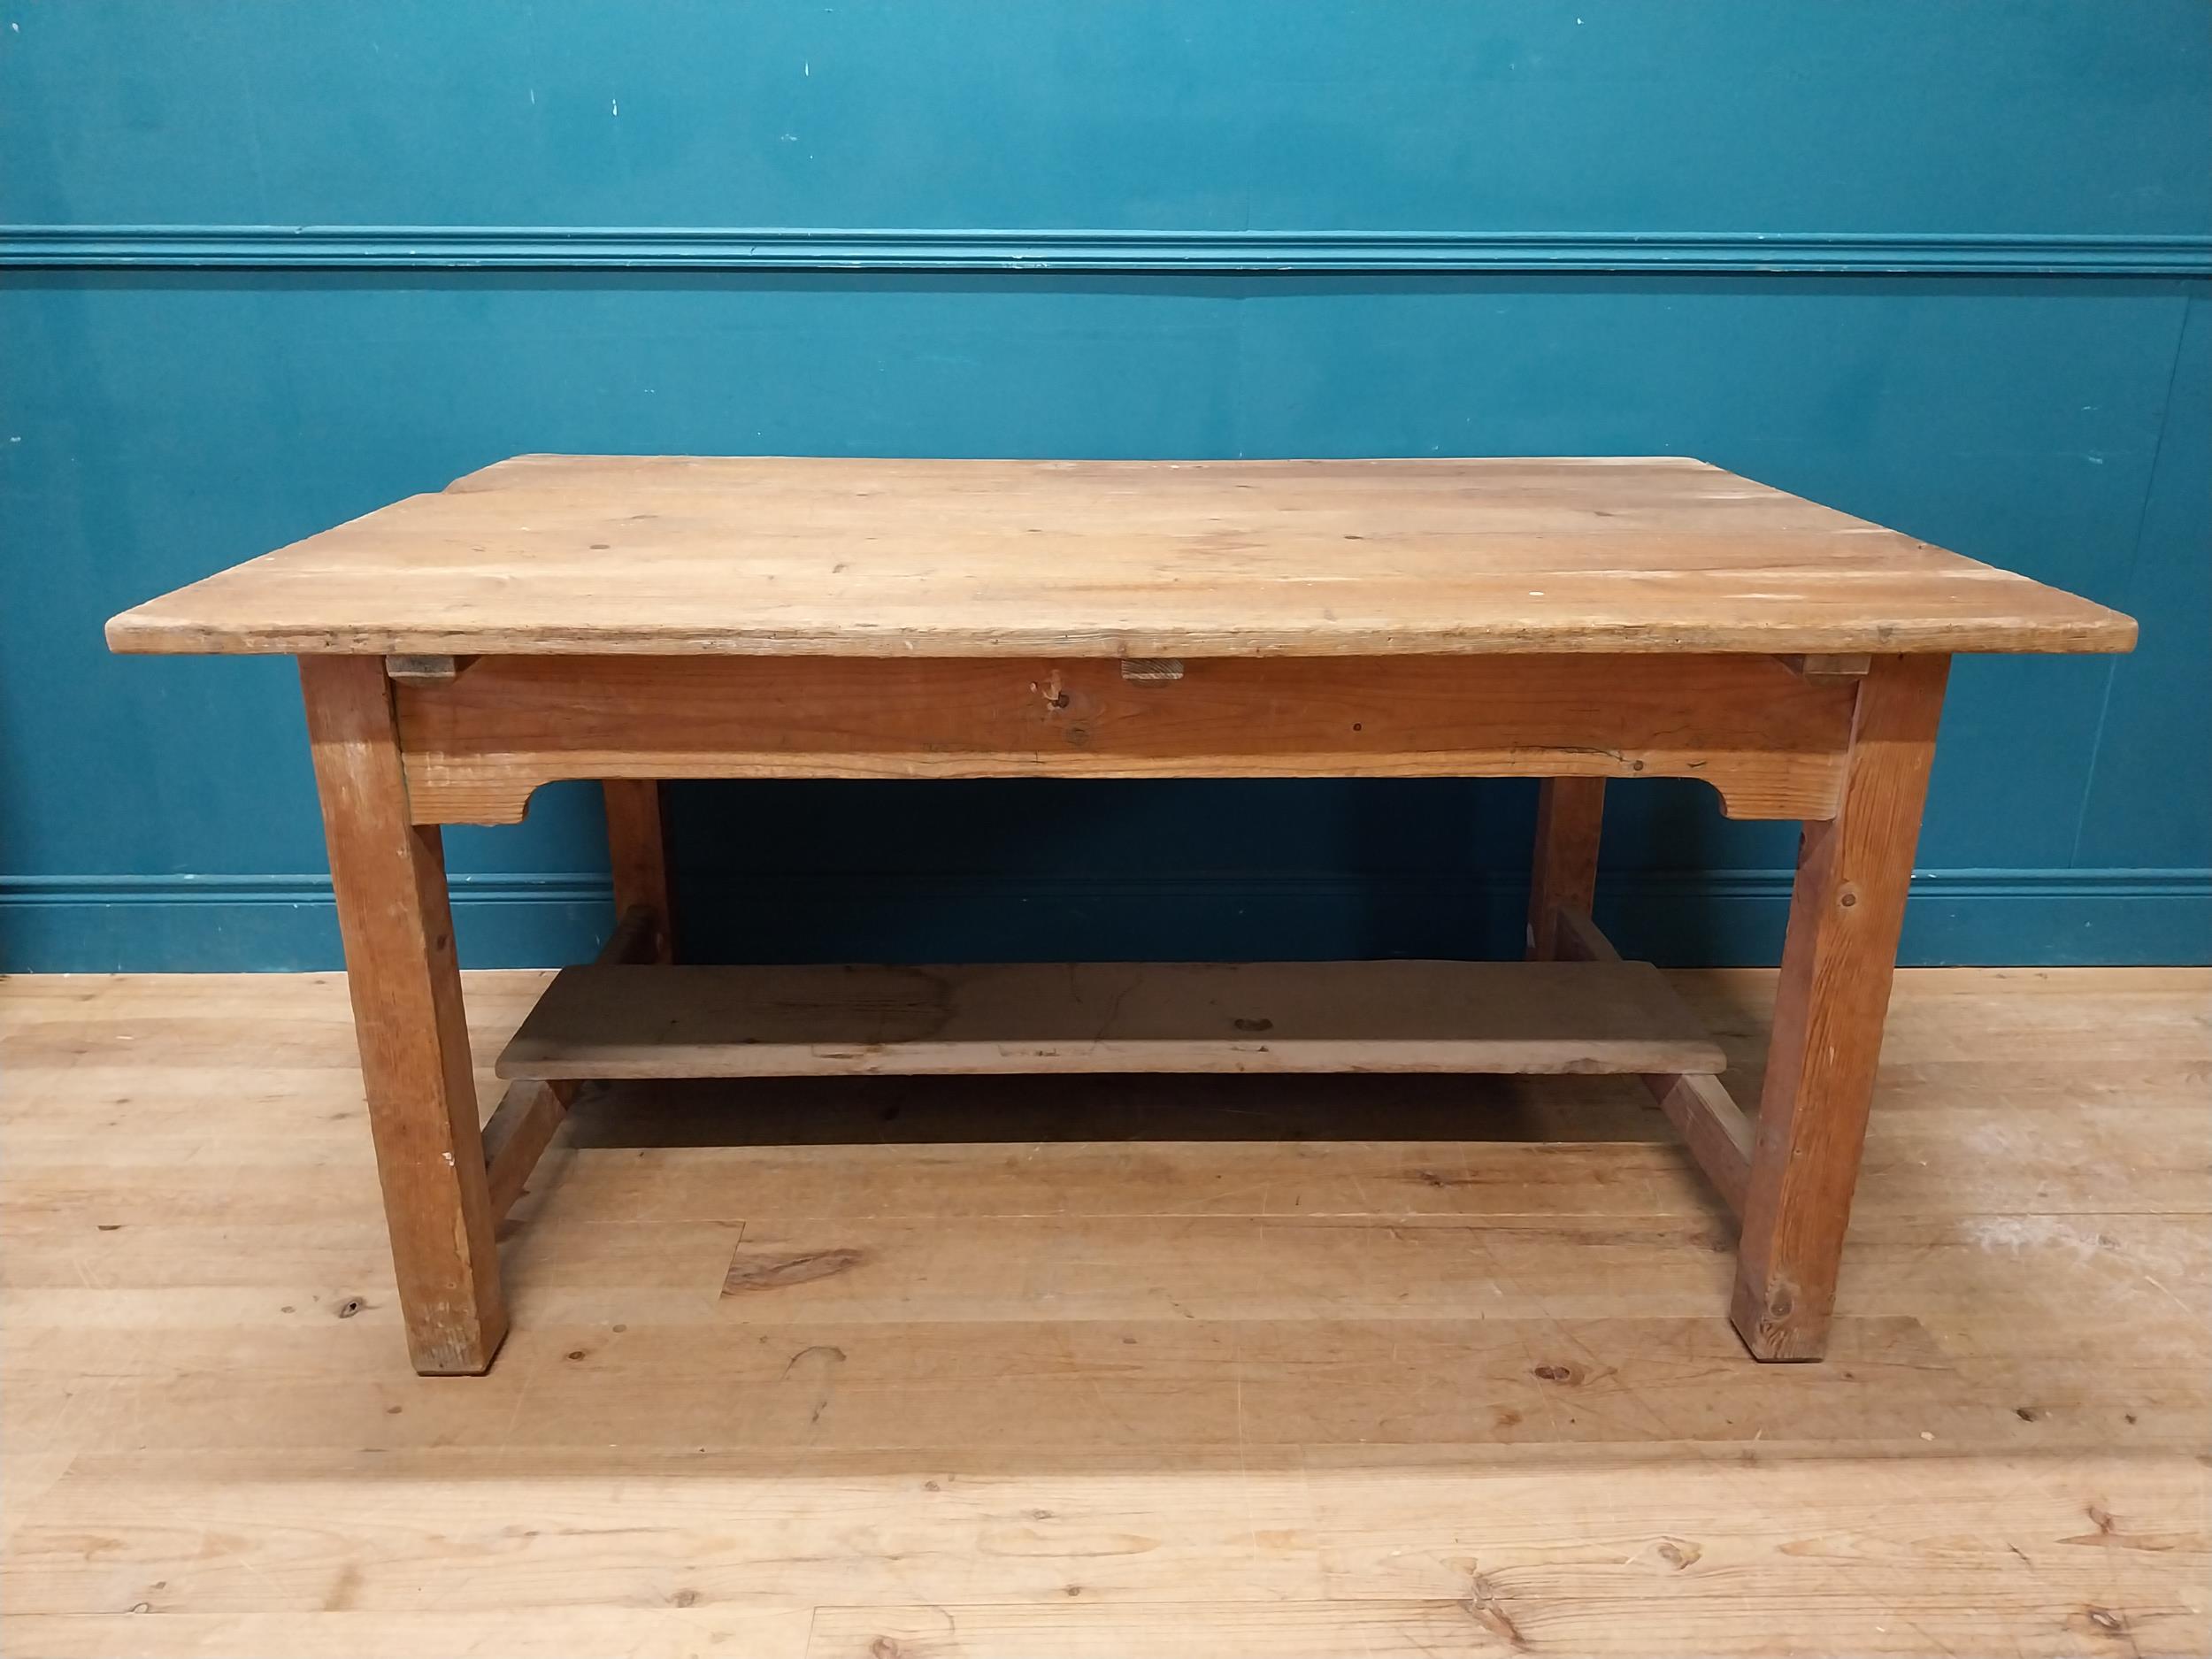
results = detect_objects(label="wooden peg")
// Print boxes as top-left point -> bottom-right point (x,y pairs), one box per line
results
1121,658 -> 1185,682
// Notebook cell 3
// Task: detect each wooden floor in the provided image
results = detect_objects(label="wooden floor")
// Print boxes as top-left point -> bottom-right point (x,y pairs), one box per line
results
3,967 -> 2206,1658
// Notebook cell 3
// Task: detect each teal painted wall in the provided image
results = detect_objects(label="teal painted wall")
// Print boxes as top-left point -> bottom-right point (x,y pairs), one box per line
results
3,1 -> 2207,971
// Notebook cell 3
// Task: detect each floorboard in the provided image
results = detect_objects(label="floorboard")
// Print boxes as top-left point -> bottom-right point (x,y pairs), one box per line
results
2,966 -> 2205,1657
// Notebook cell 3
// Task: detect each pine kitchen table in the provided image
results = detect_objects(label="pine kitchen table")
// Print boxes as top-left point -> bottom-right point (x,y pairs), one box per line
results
107,455 -> 2136,1375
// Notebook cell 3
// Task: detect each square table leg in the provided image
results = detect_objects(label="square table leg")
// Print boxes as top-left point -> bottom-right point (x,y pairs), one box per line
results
1732,653 -> 1949,1360
1527,778 -> 1607,960
300,655 -> 509,1375
602,779 -> 675,962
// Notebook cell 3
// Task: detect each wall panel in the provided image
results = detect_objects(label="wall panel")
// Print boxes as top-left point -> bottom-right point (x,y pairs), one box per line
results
2,1 -> 2205,968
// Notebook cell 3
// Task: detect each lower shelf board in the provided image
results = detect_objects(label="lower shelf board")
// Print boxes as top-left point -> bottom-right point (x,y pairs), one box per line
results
495,958 -> 1725,1080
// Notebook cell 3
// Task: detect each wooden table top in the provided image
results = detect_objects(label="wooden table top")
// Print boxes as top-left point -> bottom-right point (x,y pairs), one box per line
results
106,454 -> 2134,658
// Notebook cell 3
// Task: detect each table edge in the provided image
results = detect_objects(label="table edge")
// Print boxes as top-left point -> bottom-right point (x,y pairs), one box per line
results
104,611 -> 2141,657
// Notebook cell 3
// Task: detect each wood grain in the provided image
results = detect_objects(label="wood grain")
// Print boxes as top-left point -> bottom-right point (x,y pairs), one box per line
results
1734,654 -> 1951,1360
104,455 -> 2136,658
297,656 -> 507,1375
391,652 -> 1858,824
495,959 -> 1728,1080
4,966 -> 2207,1657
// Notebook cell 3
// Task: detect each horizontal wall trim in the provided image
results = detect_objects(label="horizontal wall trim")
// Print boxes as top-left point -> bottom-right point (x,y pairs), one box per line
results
0,872 -> 612,909
4,868 -> 2203,908
4,226 -> 2208,276
4,868 -> 2204,972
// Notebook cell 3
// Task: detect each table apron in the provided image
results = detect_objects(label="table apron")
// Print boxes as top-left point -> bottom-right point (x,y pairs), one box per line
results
388,652 -> 1863,825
